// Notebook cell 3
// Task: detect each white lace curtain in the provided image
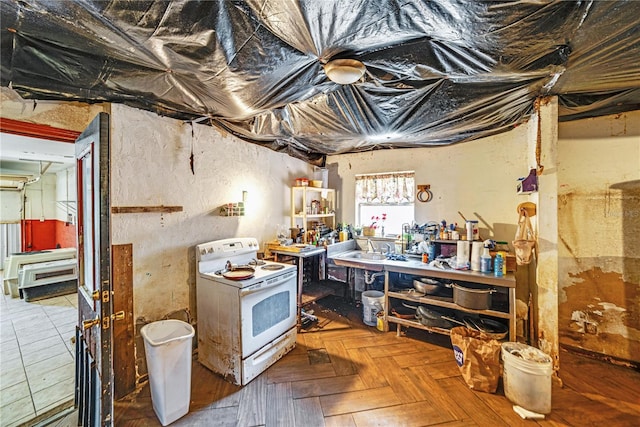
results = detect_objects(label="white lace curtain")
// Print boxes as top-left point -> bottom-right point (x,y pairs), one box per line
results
355,172 -> 415,204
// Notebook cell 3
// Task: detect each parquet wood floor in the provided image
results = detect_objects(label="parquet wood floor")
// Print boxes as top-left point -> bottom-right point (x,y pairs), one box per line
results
110,296 -> 639,426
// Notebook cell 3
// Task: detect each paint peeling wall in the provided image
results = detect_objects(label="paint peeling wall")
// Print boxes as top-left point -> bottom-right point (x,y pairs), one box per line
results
534,97 -> 559,367
108,104 -> 312,321
557,110 -> 640,364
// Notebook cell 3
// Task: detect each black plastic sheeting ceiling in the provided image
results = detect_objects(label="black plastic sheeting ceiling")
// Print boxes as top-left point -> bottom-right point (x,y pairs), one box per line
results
1,1 -> 639,165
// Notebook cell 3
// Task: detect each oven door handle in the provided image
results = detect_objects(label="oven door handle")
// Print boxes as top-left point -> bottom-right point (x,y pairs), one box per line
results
240,273 -> 294,296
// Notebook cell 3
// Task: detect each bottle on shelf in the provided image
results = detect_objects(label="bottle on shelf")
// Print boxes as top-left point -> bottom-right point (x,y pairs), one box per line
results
339,223 -> 349,242
498,250 -> 507,275
494,253 -> 504,277
480,244 -> 492,273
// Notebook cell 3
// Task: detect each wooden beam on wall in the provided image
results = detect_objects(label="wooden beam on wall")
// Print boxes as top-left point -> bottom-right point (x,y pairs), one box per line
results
111,206 -> 183,214
112,243 -> 135,400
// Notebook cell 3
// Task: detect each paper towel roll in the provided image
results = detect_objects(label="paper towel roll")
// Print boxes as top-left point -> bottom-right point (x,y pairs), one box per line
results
456,241 -> 470,269
471,241 -> 482,271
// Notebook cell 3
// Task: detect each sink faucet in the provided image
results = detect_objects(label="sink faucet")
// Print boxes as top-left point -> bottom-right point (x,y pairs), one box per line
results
382,243 -> 393,254
367,239 -> 376,253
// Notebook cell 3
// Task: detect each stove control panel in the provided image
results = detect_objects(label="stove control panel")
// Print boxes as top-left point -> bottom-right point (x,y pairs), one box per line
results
197,237 -> 260,260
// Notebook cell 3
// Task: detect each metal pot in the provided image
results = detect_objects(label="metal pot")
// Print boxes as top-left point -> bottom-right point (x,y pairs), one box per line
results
413,278 -> 444,295
452,283 -> 495,310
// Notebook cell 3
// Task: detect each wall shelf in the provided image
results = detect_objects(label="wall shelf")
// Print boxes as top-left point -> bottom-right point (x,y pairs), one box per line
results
111,205 -> 183,214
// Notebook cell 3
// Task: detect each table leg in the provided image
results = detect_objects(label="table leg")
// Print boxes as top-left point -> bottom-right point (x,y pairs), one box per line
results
297,258 -> 304,331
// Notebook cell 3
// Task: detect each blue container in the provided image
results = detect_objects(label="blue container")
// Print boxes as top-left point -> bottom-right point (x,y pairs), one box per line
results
427,243 -> 437,261
481,256 -> 492,273
494,254 -> 504,277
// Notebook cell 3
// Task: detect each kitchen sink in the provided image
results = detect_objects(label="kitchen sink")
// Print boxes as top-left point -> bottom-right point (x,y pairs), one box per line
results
331,250 -> 386,271
346,252 -> 386,260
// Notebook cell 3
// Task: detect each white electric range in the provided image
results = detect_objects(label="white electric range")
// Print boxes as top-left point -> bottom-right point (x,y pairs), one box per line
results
196,237 -> 297,386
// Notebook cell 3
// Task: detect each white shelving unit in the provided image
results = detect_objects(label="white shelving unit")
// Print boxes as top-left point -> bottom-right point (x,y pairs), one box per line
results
290,186 -> 335,244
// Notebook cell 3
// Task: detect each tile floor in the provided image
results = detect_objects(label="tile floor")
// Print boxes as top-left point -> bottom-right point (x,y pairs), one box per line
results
0,273 -> 77,427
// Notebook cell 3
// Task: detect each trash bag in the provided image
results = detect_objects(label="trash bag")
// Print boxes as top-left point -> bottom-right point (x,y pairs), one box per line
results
450,326 -> 502,393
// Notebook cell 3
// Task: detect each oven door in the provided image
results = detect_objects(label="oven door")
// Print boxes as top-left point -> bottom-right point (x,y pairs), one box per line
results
239,270 -> 296,357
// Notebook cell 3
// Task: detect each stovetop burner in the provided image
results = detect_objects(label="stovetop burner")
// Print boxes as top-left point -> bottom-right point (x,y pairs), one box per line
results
261,264 -> 285,271
249,258 -> 266,266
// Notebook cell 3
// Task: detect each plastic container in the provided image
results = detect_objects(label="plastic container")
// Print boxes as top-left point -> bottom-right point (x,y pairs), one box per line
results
494,253 -> 504,277
313,167 -> 328,188
480,245 -> 492,273
498,251 -> 508,275
141,319 -> 195,426
362,290 -> 384,326
501,342 -> 553,414
465,220 -> 479,241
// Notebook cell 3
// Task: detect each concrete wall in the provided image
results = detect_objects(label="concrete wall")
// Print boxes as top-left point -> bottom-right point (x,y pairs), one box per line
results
557,110 -> 640,364
109,104 -> 312,321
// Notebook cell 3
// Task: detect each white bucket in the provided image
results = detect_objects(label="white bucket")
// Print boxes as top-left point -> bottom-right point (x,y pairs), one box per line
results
501,342 -> 553,414
362,290 -> 384,326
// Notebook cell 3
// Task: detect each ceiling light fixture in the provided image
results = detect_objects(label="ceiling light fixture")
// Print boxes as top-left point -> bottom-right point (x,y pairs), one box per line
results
324,59 -> 366,85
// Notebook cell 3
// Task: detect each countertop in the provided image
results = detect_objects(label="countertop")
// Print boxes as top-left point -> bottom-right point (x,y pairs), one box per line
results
327,250 -> 515,288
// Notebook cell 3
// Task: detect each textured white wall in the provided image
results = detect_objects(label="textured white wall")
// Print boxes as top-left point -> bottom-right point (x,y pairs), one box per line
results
326,120 -> 536,245
109,104 -> 312,320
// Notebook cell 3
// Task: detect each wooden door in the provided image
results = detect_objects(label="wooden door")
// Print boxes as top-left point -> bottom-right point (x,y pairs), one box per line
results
74,112 -> 114,425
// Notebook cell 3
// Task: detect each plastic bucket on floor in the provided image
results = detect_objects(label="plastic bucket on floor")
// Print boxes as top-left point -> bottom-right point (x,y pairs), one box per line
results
141,319 -> 195,426
362,290 -> 384,326
501,342 -> 553,414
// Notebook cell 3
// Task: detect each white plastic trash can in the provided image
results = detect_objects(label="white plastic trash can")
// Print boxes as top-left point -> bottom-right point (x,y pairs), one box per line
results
141,319 -> 195,426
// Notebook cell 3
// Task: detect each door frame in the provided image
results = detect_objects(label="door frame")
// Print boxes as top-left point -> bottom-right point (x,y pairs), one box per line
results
0,117 -> 134,422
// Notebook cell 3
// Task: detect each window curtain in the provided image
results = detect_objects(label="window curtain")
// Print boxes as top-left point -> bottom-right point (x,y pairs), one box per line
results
355,172 -> 415,204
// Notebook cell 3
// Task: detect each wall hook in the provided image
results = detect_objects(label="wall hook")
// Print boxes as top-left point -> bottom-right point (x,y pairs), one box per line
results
517,202 -> 536,217
416,184 -> 433,203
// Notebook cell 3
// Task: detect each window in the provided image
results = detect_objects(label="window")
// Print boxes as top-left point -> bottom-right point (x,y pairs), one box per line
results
355,171 -> 415,236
